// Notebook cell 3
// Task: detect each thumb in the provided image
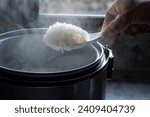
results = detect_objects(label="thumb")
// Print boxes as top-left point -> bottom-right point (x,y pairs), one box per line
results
101,13 -> 132,42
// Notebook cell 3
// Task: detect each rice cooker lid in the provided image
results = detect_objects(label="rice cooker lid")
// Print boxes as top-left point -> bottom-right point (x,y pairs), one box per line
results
0,28 -> 108,82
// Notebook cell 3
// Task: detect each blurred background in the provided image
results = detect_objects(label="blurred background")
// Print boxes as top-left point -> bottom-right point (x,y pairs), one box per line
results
39,0 -> 113,14
0,0 -> 113,32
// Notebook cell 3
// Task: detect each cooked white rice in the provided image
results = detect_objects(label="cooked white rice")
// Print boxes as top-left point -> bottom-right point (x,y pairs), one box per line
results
43,22 -> 90,51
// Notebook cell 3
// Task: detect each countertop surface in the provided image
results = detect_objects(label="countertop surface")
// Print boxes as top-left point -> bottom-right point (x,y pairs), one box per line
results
106,81 -> 150,100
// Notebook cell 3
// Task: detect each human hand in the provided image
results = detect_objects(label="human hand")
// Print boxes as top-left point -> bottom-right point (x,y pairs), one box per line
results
101,0 -> 150,42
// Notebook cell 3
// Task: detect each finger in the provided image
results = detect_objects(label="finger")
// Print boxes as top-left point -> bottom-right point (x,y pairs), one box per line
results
101,1 -> 119,32
101,12 -> 116,32
101,12 -> 132,41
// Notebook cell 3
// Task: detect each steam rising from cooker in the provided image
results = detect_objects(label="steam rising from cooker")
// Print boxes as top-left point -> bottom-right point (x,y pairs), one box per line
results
0,31 -> 98,73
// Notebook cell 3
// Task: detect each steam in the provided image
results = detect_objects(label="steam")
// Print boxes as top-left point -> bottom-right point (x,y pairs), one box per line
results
0,0 -> 105,73
0,0 -> 39,33
39,0 -> 107,14
0,0 -> 9,10
0,32 -> 95,73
